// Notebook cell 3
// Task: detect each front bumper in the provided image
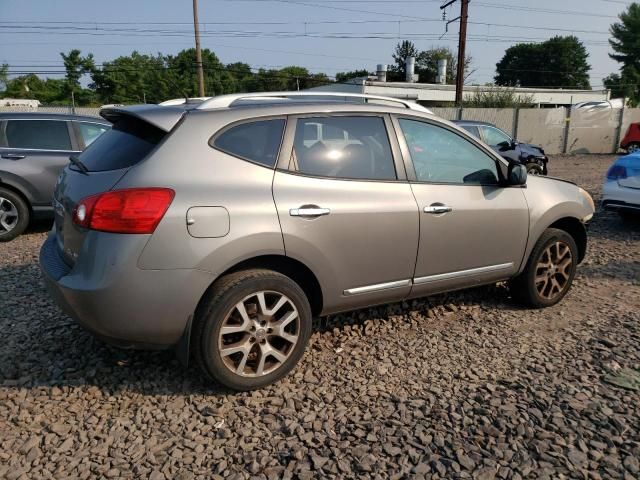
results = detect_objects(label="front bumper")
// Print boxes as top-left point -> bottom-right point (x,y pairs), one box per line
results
39,233 -> 213,349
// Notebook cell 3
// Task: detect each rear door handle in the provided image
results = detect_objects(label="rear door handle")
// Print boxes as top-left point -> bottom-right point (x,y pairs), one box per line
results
290,207 -> 331,217
1,153 -> 26,160
424,204 -> 453,214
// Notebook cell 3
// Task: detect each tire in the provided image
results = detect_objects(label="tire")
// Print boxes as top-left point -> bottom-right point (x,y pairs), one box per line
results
526,163 -> 544,176
0,187 -> 30,242
619,210 -> 638,223
192,269 -> 312,391
626,142 -> 640,154
510,228 -> 578,308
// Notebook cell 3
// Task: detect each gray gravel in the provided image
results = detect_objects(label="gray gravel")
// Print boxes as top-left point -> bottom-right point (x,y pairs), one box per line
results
1,154 -> 639,479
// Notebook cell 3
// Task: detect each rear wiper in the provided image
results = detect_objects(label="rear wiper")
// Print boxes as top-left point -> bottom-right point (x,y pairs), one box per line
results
69,155 -> 89,175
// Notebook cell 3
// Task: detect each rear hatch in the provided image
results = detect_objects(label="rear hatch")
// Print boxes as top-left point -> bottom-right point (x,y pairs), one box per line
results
53,106 -> 185,266
618,156 -> 640,189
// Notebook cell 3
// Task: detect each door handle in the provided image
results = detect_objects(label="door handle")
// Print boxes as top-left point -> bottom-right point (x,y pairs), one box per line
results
1,153 -> 26,160
289,207 -> 331,217
424,204 -> 453,214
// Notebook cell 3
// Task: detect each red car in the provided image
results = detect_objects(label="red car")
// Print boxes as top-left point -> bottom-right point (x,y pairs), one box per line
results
621,123 -> 640,153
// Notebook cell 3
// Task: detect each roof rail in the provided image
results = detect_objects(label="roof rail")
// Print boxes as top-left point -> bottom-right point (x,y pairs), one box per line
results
193,91 -> 433,113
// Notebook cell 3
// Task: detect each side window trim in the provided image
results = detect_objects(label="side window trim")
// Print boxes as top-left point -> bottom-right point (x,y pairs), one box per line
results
277,113 -> 406,182
391,114 -> 508,186
210,116 -> 287,170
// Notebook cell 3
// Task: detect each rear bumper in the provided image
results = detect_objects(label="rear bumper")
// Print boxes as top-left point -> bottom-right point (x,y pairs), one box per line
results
602,181 -> 640,213
39,233 -> 213,349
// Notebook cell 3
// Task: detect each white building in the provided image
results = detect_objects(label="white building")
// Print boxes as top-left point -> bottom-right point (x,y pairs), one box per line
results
309,77 -> 610,108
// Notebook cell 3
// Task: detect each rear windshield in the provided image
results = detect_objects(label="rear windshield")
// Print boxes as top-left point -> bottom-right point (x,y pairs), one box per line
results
76,116 -> 166,172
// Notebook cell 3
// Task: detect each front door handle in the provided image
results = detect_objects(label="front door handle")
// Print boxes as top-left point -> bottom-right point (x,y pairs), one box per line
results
290,207 -> 331,217
424,204 -> 453,214
1,153 -> 26,160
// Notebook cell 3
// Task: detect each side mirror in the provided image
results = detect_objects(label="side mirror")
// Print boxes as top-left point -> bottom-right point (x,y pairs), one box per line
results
508,163 -> 527,186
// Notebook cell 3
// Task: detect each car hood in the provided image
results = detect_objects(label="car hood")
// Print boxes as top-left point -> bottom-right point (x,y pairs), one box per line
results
612,153 -> 640,189
518,142 -> 546,158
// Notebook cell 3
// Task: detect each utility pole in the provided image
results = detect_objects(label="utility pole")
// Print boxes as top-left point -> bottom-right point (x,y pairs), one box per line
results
441,0 -> 469,106
192,0 -> 205,97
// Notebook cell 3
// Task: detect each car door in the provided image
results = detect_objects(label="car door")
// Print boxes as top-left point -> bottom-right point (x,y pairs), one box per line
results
393,116 -> 529,297
1,118 -> 78,207
273,114 -> 420,314
479,124 -> 520,163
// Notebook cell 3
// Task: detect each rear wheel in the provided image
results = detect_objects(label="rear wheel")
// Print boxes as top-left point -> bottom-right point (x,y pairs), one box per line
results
0,187 -> 29,242
510,228 -> 578,308
193,269 -> 312,391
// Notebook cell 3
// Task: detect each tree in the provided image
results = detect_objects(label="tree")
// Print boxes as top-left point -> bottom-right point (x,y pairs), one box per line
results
495,36 -> 591,89
464,87 -> 535,108
3,74 -> 67,104
336,69 -> 370,83
415,47 -> 473,84
607,3 -> 640,105
0,64 -> 8,92
388,40 -> 419,81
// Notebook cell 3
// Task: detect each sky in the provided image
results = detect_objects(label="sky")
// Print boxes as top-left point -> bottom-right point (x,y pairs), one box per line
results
0,0 -> 630,90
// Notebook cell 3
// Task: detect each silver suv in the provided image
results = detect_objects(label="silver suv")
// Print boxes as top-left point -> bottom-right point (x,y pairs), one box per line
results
40,92 -> 595,390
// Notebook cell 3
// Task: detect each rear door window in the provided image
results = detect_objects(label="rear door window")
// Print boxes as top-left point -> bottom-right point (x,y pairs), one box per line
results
6,120 -> 72,150
77,116 -> 165,172
213,119 -> 286,168
290,116 -> 396,180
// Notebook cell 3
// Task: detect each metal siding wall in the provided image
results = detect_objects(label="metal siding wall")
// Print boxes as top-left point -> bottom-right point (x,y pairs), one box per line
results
516,108 -> 567,154
567,108 -> 619,154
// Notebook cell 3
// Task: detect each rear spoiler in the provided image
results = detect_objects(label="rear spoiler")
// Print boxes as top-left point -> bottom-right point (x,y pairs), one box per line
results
100,105 -> 186,132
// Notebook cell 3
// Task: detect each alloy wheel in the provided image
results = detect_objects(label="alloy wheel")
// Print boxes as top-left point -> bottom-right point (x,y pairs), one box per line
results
218,291 -> 300,377
0,197 -> 19,233
535,241 -> 573,300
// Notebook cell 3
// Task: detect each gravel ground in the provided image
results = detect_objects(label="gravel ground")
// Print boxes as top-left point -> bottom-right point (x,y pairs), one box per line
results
1,154 -> 639,480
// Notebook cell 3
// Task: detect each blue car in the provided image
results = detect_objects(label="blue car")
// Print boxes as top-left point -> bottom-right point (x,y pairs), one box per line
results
602,153 -> 640,220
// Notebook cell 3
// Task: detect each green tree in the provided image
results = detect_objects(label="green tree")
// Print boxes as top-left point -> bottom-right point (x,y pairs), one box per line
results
607,3 -> 640,105
0,63 -> 8,92
91,52 -> 172,104
388,40 -> 419,81
336,69 -> 370,83
60,49 -> 96,104
495,36 -> 591,89
416,47 -> 473,84
3,74 -> 68,104
464,87 -> 535,108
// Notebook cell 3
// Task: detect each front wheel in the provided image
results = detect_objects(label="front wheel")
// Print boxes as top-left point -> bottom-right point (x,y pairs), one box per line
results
526,163 -> 544,176
0,187 -> 30,242
192,269 -> 312,391
510,228 -> 578,308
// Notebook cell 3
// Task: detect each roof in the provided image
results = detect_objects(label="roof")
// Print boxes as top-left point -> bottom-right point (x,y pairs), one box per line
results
0,112 -> 109,123
161,92 -> 433,114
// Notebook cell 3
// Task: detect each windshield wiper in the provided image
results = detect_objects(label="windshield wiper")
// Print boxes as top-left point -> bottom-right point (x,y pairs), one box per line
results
69,155 -> 89,175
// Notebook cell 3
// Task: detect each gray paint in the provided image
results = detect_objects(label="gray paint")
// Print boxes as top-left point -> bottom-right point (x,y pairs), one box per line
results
41,100 -> 595,350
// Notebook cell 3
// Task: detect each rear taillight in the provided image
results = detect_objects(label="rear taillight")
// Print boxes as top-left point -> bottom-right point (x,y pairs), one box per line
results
607,165 -> 627,180
73,188 -> 175,234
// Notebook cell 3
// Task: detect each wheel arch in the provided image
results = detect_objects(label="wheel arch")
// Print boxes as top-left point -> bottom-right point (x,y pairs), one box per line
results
201,254 -> 324,318
0,177 -> 33,210
547,217 -> 588,263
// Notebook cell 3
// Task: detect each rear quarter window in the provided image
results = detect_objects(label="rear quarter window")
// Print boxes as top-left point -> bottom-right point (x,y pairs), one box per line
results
212,119 -> 286,168
77,117 -> 165,172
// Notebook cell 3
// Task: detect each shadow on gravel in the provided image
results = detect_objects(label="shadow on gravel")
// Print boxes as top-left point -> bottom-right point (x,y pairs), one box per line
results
26,219 -> 53,235
0,260 -> 523,396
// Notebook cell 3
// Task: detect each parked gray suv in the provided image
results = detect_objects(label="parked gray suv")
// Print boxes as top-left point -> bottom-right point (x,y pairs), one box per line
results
0,113 -> 110,241
40,93 -> 595,390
